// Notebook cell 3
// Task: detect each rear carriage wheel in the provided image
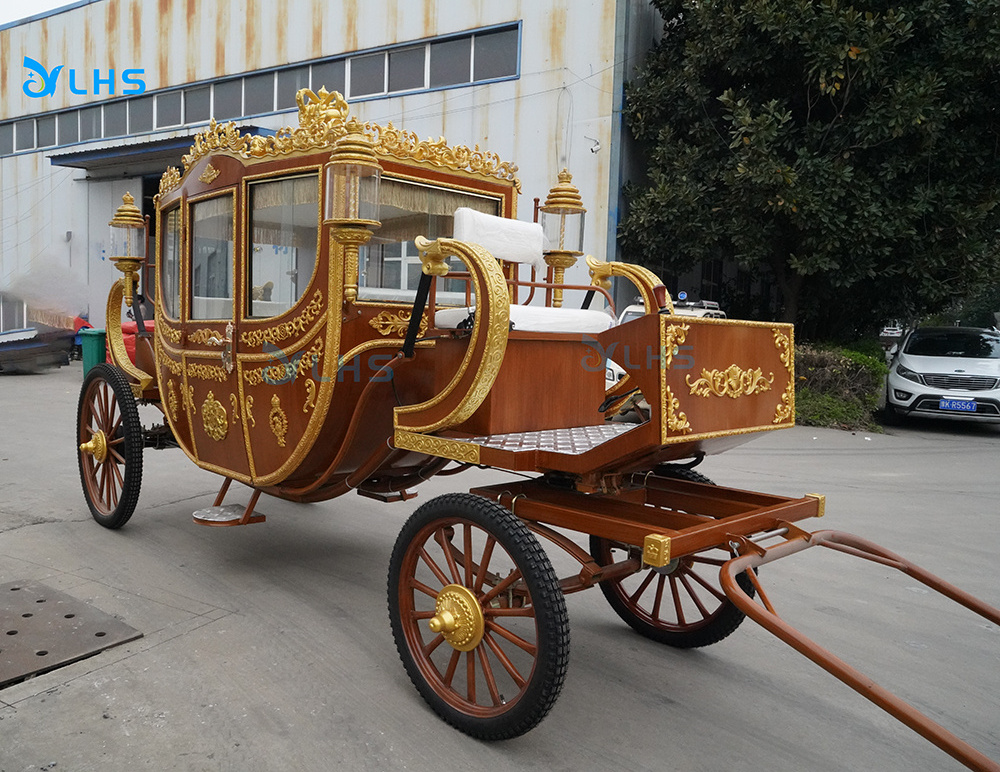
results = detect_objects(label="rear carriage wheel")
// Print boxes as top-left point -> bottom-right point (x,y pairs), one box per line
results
77,363 -> 143,529
388,493 -> 570,740
590,466 -> 753,648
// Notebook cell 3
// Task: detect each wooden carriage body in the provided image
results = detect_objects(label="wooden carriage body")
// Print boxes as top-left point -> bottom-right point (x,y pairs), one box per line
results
135,89 -> 795,504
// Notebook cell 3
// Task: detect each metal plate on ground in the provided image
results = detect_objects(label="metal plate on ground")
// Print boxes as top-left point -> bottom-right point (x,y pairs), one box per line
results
0,580 -> 142,688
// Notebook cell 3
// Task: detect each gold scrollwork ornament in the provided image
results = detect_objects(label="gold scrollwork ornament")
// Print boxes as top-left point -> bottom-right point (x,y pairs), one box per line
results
686,366 -> 775,399
202,391 -> 228,441
269,395 -> 288,447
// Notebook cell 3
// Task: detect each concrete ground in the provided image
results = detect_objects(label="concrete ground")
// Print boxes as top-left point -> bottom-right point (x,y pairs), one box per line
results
1,361 -> 998,772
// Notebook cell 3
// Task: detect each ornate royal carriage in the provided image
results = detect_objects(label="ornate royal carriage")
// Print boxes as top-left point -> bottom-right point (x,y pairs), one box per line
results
75,89 -> 999,769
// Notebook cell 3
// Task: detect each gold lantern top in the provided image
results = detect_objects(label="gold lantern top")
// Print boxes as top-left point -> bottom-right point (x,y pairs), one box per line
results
539,169 -> 586,255
108,192 -> 147,306
324,117 -> 383,227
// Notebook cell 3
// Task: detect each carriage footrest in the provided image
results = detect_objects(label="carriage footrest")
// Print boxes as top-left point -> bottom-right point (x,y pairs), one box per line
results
192,504 -> 266,527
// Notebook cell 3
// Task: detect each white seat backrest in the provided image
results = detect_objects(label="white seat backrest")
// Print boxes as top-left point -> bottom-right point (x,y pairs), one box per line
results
453,207 -> 546,273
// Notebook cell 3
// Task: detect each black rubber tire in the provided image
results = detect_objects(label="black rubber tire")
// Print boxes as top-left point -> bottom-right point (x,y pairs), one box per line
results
882,391 -> 904,426
590,465 -> 753,649
77,363 -> 143,529
388,493 -> 570,740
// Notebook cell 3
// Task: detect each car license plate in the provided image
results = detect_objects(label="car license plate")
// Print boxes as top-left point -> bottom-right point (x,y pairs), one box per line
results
939,398 -> 977,412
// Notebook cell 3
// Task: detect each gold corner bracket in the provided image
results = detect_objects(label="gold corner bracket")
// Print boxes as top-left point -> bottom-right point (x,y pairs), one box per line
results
643,533 -> 672,567
806,493 -> 826,518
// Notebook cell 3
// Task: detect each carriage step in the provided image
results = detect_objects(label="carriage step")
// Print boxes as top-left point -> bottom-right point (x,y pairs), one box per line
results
192,504 -> 266,527
357,488 -> 418,503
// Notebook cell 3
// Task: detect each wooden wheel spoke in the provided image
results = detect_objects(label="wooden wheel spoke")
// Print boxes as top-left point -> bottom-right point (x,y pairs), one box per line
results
94,386 -> 107,429
486,619 -> 537,656
442,648 -> 461,688
463,524 -> 474,586
423,633 -> 446,657
418,546 -> 451,588
408,575 -> 440,599
684,566 -> 726,603
670,575 -> 686,625
474,536 -> 497,593
628,569 -> 656,604
410,609 -> 436,621
477,645 -> 503,706
466,650 -> 476,703
651,574 -> 666,620
107,446 -> 126,465
484,606 -> 536,618
434,528 -> 463,584
480,567 -> 522,606
483,632 -> 527,688
678,573 -> 712,619
108,392 -> 118,430
689,555 -> 727,567
108,458 -> 125,491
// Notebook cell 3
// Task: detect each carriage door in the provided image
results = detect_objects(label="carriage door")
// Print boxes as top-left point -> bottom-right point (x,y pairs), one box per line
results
183,191 -> 251,480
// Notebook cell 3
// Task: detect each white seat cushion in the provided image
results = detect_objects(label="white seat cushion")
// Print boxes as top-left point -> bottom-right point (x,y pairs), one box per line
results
435,304 -> 615,334
453,207 -> 546,272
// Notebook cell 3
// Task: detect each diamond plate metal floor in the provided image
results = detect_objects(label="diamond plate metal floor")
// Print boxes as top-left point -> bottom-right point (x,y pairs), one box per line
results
0,581 -> 142,688
467,423 -> 637,455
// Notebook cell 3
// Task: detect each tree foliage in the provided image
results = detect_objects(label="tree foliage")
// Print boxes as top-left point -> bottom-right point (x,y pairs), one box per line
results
619,0 -> 1000,337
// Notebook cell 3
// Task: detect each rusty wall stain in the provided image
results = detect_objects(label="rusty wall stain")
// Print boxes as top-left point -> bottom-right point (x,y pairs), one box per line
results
274,5 -> 286,69
423,0 -> 436,39
106,0 -> 119,77
185,0 -> 197,82
311,0 -> 323,58
386,0 -> 398,45
156,0 -> 171,89
214,1 -> 229,75
245,1 -> 260,72
344,0 -> 358,52
548,5 -> 567,69
130,0 -> 142,70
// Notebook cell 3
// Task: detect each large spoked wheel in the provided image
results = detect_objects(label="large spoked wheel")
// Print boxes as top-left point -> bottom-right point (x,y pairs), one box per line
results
590,466 -> 753,649
77,363 -> 143,529
388,493 -> 570,740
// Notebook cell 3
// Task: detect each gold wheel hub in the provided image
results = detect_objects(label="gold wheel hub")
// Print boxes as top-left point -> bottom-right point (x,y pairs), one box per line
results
80,430 -> 108,464
427,584 -> 484,652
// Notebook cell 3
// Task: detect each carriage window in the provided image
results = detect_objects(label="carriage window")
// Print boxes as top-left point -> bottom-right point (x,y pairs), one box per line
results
159,207 -> 181,320
191,195 -> 235,320
359,178 -> 500,302
248,175 -> 319,318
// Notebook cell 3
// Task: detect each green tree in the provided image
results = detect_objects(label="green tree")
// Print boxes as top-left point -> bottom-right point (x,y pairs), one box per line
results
619,0 -> 1000,336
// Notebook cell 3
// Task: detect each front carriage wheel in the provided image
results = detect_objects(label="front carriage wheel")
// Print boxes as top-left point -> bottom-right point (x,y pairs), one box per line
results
590,466 -> 753,648
388,493 -> 570,740
77,363 -> 143,529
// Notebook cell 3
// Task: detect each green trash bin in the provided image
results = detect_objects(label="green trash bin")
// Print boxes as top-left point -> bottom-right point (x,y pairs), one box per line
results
80,328 -> 107,375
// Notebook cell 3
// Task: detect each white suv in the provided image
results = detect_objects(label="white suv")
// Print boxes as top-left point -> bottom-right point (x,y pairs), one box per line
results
885,326 -> 1000,423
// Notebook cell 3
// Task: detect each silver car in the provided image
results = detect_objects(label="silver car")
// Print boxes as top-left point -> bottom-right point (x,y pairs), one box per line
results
885,326 -> 1000,423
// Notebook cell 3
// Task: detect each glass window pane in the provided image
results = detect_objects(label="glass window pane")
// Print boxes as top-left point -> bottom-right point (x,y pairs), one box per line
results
350,53 -> 385,97
15,120 -> 34,150
244,72 -> 274,115
474,27 -> 519,81
430,37 -> 471,88
58,112 -> 78,144
0,123 -> 12,155
36,115 -> 56,147
185,86 -> 211,123
80,106 -> 102,140
248,175 -> 319,318
213,79 -> 242,120
160,207 -> 181,320
129,96 -> 153,133
156,91 -> 182,127
277,66 -> 311,109
311,59 -> 345,95
104,100 -> 127,137
191,196 -> 234,320
389,47 -> 425,93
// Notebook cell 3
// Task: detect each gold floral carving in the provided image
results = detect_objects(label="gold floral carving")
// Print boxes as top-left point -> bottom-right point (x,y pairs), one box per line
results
159,166 -> 181,197
166,379 -> 179,421
186,361 -> 228,382
240,290 -> 324,347
303,379 -> 317,413
661,323 -> 690,369
246,395 -> 255,428
230,393 -> 239,424
269,395 -> 288,447
188,328 -> 226,345
159,351 -> 183,376
201,391 -> 228,441
158,324 -> 183,344
174,88 -> 520,191
686,366 -> 775,399
369,309 -> 428,338
182,384 -> 195,413
198,164 -> 221,184
773,327 -> 796,424
243,337 -> 323,386
393,430 -> 481,465
664,386 -> 692,435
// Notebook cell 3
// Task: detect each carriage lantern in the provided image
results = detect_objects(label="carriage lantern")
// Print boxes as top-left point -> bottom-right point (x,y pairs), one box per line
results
324,118 -> 383,303
539,169 -> 586,307
108,192 -> 147,307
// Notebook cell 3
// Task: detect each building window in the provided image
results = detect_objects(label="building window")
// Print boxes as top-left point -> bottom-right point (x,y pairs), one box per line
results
0,123 -> 12,155
277,66 -> 311,109
184,86 -> 211,123
213,79 -> 242,120
57,112 -> 78,144
474,27 -> 519,81
104,100 -> 128,137
244,72 -> 274,115
79,106 -> 102,141
350,53 -> 385,97
156,91 -> 182,127
430,37 -> 472,88
36,115 -> 56,147
311,59 -> 345,96
15,119 -> 34,151
129,96 -> 154,133
389,47 -> 425,93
